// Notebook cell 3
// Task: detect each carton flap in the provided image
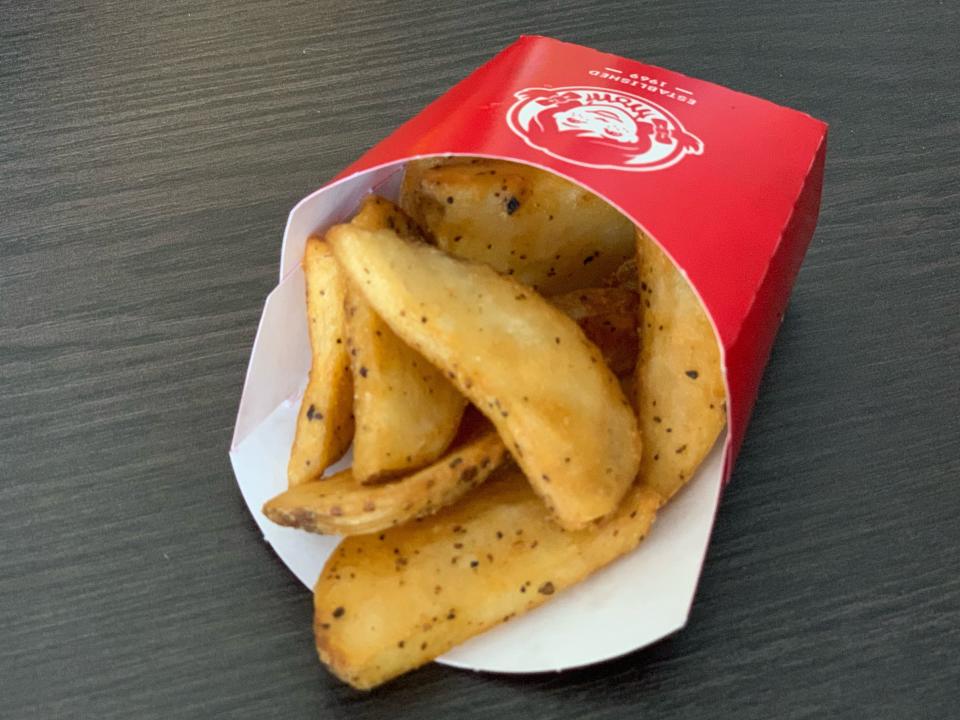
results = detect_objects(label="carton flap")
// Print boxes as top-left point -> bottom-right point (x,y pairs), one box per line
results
232,269 -> 310,450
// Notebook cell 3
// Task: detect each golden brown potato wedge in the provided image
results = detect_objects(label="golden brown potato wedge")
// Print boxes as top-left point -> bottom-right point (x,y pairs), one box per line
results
634,229 -> 726,500
311,231 -> 727,687
313,466 -> 663,690
398,155 -> 459,217
327,224 -> 641,530
400,157 -> 635,294
344,197 -> 466,481
551,286 -> 639,376
351,194 -> 424,241
287,237 -> 354,486
265,417 -> 509,536
346,289 -> 467,482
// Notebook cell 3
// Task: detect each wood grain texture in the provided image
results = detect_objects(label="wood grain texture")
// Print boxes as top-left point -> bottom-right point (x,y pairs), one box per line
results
1,0 -> 957,718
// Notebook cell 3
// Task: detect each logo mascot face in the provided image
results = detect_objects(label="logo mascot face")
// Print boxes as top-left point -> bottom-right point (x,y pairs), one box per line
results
507,88 -> 703,172
554,104 -> 645,145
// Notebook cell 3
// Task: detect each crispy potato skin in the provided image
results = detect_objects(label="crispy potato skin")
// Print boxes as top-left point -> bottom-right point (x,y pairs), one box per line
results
265,419 -> 509,535
346,289 -> 467,481
400,158 -> 635,294
634,229 -> 726,500
550,286 -> 639,376
351,194 -> 424,241
345,197 -> 466,482
313,467 -> 663,690
327,224 -> 641,530
292,185 -> 729,692
287,238 -> 354,486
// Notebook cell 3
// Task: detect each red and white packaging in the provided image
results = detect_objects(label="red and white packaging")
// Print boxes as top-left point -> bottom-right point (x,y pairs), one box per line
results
230,36 -> 827,673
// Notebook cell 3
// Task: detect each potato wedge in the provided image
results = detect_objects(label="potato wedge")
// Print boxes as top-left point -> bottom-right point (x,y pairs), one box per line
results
264,417 -> 509,535
345,197 -> 466,481
327,224 -> 641,529
311,229 -> 727,690
287,237 -> 353,486
398,155 -> 459,217
351,194 -> 424,242
551,286 -> 639,376
400,157 -> 635,294
634,229 -> 726,500
346,289 -> 467,481
313,466 -> 663,689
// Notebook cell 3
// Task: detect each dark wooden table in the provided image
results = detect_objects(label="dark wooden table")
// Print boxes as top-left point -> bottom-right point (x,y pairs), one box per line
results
2,1 -> 958,717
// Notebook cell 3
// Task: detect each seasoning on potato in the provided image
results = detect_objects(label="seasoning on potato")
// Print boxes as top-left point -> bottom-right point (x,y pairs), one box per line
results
634,229 -> 726,500
550,286 -> 639,376
313,465 -> 663,690
264,413 -> 509,536
345,197 -> 467,482
286,237 -> 354,486
327,222 -> 642,530
400,157 -> 636,294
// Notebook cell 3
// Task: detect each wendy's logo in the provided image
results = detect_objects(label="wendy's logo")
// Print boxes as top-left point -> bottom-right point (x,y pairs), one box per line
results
506,87 -> 703,172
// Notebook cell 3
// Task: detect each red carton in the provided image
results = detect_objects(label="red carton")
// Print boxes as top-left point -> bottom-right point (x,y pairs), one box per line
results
230,36 -> 827,673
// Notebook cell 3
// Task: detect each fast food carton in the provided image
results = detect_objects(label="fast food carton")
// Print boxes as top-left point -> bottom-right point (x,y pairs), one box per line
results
230,36 -> 827,673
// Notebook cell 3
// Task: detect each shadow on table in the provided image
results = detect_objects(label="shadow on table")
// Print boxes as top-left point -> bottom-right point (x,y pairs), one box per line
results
317,633 -> 685,718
